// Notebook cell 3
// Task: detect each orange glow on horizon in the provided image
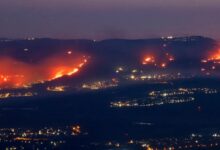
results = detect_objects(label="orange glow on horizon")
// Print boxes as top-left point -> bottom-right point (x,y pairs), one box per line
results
208,49 -> 220,61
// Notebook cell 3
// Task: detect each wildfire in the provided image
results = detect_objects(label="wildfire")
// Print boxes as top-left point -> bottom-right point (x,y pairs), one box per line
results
0,51 -> 89,89
208,49 -> 220,61
200,49 -> 220,66
199,49 -> 220,74
142,53 -> 174,68
142,56 -> 155,65
51,67 -> 80,80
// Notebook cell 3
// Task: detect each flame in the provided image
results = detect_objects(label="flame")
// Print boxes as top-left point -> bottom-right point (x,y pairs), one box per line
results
142,53 -> 174,68
208,49 -> 220,61
51,67 -> 79,80
0,51 -> 88,89
142,55 -> 155,65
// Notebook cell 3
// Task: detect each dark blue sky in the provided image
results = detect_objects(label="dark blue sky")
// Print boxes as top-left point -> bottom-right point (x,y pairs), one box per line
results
0,0 -> 220,39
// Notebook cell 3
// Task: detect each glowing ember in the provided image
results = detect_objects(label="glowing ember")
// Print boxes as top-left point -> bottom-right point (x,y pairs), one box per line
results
0,51 -> 88,89
142,52 -> 174,68
67,51 -> 72,55
169,57 -> 174,61
142,56 -> 155,65
161,63 -> 166,68
201,59 -> 208,63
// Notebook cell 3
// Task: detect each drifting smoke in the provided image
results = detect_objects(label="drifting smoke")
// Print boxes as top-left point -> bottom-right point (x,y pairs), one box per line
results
0,51 -> 88,88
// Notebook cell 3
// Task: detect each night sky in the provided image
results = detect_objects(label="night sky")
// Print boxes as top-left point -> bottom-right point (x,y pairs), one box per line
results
0,0 -> 220,39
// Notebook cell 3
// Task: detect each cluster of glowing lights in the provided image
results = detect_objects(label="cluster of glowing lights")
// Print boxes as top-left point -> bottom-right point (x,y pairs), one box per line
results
82,79 -> 118,90
71,125 -> 81,136
0,92 -> 37,99
46,86 -> 66,92
115,67 -> 125,73
166,53 -> 175,62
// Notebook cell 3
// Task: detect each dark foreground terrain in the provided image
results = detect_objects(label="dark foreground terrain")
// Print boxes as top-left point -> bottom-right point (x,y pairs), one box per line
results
0,78 -> 220,149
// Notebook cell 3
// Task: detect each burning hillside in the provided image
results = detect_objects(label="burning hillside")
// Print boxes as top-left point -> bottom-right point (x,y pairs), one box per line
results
0,50 -> 88,89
